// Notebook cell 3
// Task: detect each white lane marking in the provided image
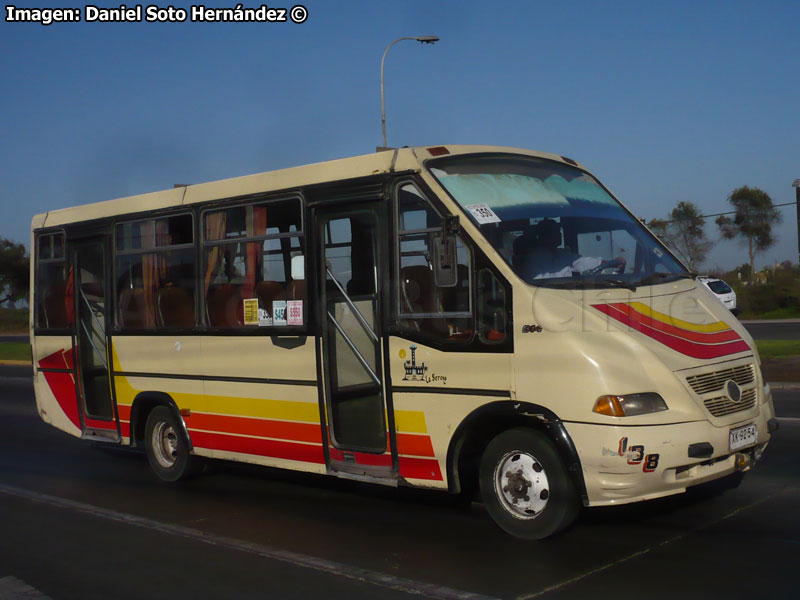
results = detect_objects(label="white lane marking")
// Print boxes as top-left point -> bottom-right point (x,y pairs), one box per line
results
0,483 -> 496,600
517,489 -> 788,599
0,576 -> 50,599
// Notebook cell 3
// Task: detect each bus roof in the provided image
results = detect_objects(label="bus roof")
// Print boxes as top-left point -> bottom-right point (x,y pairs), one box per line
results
33,145 -> 582,229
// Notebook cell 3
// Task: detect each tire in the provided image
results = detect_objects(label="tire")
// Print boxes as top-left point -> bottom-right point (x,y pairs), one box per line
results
144,406 -> 195,482
479,427 -> 579,539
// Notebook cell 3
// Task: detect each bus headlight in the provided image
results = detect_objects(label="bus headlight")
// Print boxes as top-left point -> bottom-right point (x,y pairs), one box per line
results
593,393 -> 668,417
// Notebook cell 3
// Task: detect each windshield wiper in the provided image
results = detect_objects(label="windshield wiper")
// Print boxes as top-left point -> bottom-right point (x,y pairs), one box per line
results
633,272 -> 694,287
598,278 -> 638,291
539,278 -> 637,291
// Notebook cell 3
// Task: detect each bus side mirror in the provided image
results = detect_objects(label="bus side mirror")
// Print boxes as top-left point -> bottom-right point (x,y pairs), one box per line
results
291,255 -> 305,280
433,233 -> 458,287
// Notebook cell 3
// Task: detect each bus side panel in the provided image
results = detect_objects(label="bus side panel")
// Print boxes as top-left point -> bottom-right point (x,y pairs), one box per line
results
196,380 -> 326,475
198,336 -> 325,474
32,335 -> 82,438
112,336 -> 203,442
202,336 -> 318,383
388,336 -> 513,490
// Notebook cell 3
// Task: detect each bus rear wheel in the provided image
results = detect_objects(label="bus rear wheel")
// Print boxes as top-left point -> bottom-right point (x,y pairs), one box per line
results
145,406 -> 194,482
479,427 -> 579,539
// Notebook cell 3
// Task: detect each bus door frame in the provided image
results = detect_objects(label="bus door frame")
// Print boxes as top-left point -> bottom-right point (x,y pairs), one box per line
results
69,233 -> 120,442
311,190 -> 398,483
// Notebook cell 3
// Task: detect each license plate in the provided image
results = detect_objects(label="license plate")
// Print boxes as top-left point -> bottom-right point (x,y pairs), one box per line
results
730,424 -> 757,451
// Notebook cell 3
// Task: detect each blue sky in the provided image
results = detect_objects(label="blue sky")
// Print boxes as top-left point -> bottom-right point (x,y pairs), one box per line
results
2,0 -> 798,271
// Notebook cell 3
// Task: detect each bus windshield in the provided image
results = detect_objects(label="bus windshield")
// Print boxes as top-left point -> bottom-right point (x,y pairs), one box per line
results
428,154 -> 689,289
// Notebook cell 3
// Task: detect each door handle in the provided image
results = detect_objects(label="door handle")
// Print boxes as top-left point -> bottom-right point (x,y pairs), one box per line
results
270,335 -> 307,349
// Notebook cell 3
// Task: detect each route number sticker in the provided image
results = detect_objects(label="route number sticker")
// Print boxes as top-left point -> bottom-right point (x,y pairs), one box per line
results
466,204 -> 501,224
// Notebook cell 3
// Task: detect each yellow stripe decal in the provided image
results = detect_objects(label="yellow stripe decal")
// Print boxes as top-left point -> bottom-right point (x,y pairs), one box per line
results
113,346 -> 428,433
395,410 -> 427,434
627,302 -> 731,333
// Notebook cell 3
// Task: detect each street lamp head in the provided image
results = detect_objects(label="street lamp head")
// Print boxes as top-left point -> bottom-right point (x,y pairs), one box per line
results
415,36 -> 440,44
792,179 -> 800,188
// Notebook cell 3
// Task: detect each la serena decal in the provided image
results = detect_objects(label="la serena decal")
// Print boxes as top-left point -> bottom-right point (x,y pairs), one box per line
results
400,345 -> 447,385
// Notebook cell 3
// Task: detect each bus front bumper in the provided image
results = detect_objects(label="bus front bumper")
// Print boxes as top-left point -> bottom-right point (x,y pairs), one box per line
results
565,401 -> 776,507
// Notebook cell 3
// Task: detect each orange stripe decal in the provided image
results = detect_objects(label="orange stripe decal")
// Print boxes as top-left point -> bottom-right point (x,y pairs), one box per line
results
186,413 -> 323,444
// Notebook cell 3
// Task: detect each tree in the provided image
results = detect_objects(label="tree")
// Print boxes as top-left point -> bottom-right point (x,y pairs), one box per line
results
0,237 -> 29,307
716,186 -> 782,283
648,201 -> 711,272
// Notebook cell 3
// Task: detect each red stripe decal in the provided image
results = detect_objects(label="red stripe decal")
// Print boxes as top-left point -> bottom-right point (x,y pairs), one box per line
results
605,303 -> 742,343
39,350 -> 80,429
187,413 -> 322,444
594,304 -> 750,359
396,433 -> 436,458
399,457 -> 443,481
191,430 -> 325,464
329,448 -> 392,467
84,417 -> 116,431
41,370 -> 81,429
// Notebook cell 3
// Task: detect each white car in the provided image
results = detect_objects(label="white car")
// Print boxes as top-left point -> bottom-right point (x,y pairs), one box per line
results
697,276 -> 737,312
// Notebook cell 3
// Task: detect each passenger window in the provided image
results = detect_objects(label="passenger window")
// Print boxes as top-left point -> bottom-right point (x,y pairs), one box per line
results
203,198 -> 305,329
477,269 -> 507,343
396,183 -> 472,341
36,232 -> 71,329
114,214 -> 196,330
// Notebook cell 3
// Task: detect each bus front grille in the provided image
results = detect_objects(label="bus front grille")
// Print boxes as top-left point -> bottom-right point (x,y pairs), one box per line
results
685,364 -> 755,395
703,388 -> 757,417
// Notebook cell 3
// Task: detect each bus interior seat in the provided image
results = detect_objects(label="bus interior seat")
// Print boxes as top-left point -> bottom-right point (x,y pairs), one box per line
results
512,229 -> 538,270
118,288 -> 147,329
43,282 -> 68,328
206,284 -> 242,327
255,280 -> 287,314
400,265 -> 435,314
289,279 -> 306,301
157,286 -> 194,328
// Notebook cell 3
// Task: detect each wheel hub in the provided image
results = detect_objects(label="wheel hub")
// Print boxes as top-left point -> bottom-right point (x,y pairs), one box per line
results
495,451 -> 550,519
152,421 -> 178,469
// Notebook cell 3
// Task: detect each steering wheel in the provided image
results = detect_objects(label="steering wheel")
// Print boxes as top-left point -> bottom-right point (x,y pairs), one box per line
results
582,257 -> 626,276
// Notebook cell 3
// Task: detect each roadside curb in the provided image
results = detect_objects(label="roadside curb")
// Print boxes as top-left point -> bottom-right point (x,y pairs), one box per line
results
768,382 -> 800,391
0,360 -> 31,367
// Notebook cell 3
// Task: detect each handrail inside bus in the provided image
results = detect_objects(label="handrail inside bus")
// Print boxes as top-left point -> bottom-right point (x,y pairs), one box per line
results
79,289 -> 108,369
326,310 -> 380,386
325,266 -> 379,344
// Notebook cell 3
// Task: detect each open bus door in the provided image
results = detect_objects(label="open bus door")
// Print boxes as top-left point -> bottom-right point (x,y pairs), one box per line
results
71,238 -> 119,441
314,200 -> 396,482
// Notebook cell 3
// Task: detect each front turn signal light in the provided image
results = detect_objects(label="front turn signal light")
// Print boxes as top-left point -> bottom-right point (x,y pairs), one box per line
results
593,393 -> 668,417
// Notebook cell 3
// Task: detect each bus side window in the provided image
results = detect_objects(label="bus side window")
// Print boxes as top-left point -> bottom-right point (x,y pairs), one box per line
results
396,183 -> 472,342
36,232 -> 71,329
202,197 -> 305,329
115,214 -> 196,330
477,269 -> 507,343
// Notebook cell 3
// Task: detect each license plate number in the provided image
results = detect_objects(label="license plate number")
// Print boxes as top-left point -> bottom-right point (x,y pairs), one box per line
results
729,424 -> 757,451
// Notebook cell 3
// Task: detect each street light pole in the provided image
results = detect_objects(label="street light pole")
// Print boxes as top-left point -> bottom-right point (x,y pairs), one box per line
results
379,35 -> 439,151
793,179 -> 800,266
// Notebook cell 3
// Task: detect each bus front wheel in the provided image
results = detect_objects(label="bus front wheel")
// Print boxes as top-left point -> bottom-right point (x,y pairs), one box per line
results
144,406 -> 194,482
479,427 -> 579,539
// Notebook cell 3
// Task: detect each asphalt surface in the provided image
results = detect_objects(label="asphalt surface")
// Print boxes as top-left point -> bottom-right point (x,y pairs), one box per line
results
0,370 -> 798,599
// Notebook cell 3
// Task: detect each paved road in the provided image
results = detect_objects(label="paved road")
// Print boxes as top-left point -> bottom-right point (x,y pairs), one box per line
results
0,372 -> 798,599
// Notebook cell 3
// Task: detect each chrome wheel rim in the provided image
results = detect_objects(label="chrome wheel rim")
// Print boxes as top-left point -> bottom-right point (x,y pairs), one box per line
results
494,451 -> 550,519
152,421 -> 179,469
